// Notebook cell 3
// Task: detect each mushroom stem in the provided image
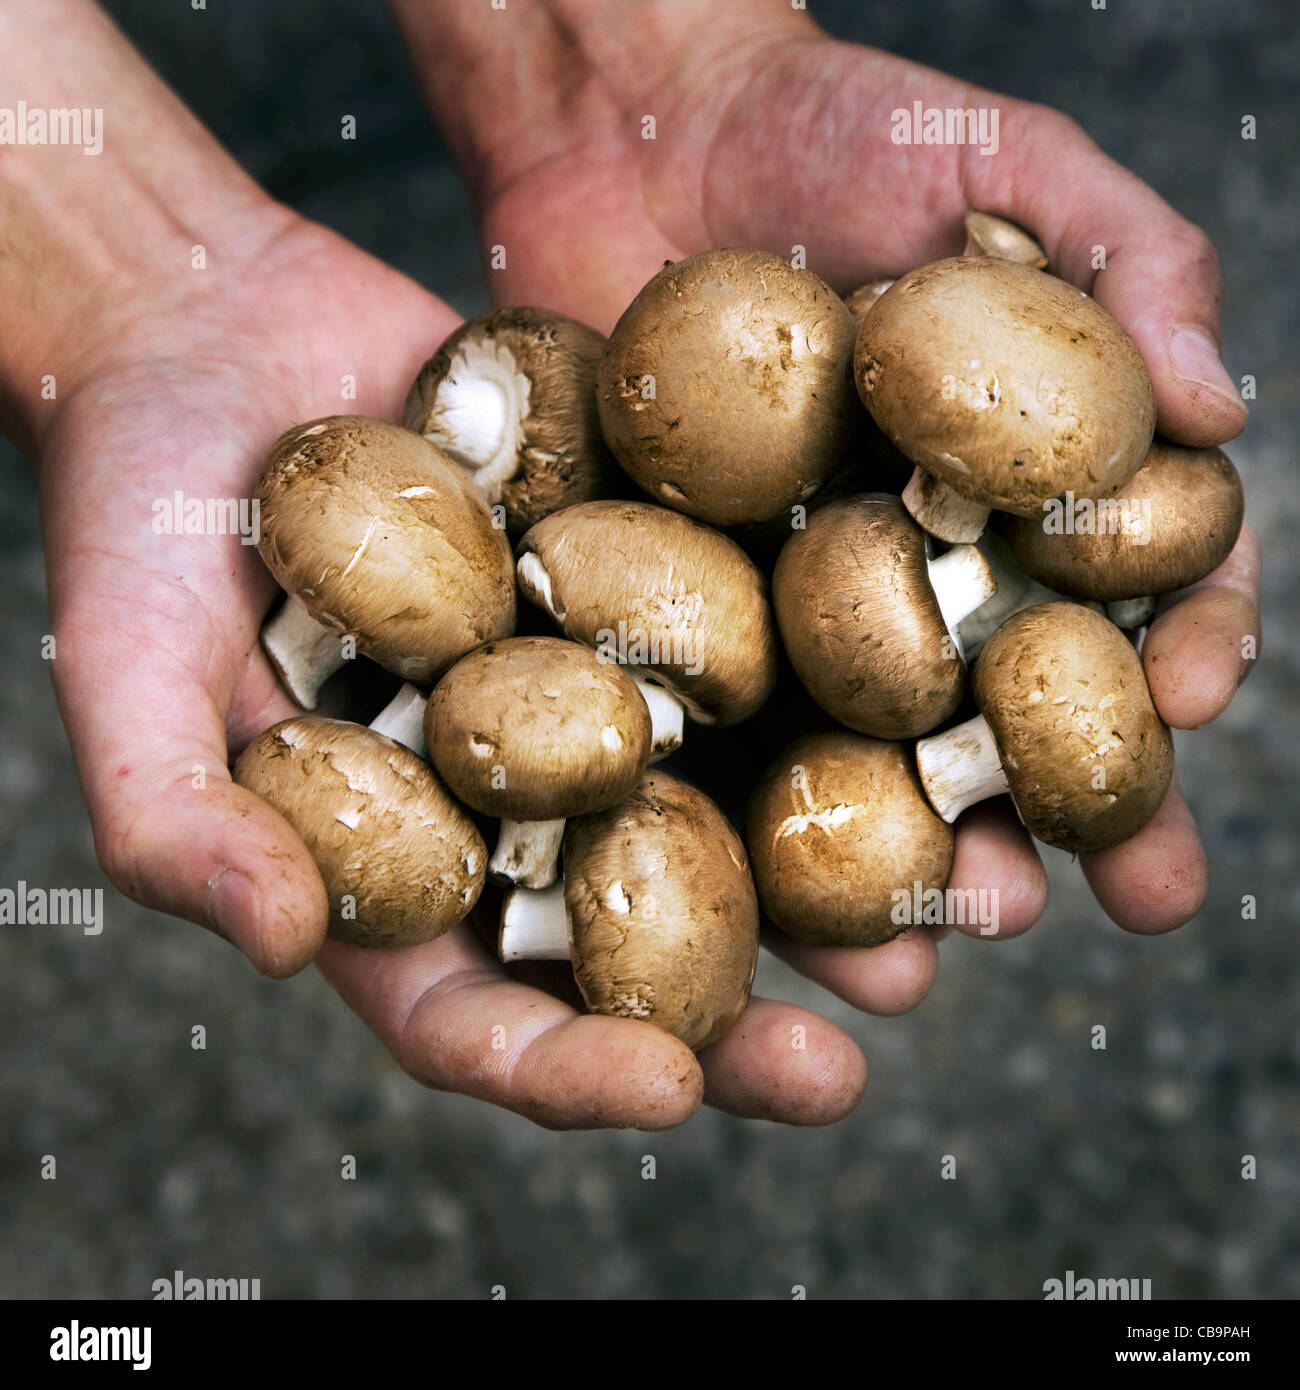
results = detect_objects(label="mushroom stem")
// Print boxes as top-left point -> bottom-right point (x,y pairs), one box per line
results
261,596 -> 347,710
902,467 -> 991,544
915,713 -> 1011,824
489,818 -> 566,889
628,672 -> 685,760
368,683 -> 429,757
1107,596 -> 1157,630
928,543 -> 998,643
499,882 -> 570,962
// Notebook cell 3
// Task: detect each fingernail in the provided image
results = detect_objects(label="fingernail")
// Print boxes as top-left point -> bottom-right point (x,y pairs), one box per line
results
1168,326 -> 1241,402
208,869 -> 258,951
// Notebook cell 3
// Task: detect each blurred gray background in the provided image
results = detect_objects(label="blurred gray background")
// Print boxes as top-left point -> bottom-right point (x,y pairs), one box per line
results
1,0 -> 1296,1299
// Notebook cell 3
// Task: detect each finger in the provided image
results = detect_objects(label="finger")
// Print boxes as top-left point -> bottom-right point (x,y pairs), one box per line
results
1080,774 -> 1208,934
1143,523 -> 1261,729
699,996 -> 867,1125
316,926 -> 704,1131
50,602 -> 328,978
765,927 -> 939,1017
964,103 -> 1249,446
947,801 -> 1049,941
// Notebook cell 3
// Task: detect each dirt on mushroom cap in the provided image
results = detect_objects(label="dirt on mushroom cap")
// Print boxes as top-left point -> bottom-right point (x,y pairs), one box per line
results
597,248 -> 861,525
563,769 -> 759,1050
518,500 -> 779,725
773,493 -> 968,739
998,441 -> 1244,600
747,731 -> 954,947
855,257 -> 1156,516
256,415 -> 516,683
974,603 -> 1174,853
234,716 -> 486,947
425,635 -> 652,820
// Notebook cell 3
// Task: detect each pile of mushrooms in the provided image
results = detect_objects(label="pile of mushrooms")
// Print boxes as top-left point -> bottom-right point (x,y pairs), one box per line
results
232,215 -> 1244,1055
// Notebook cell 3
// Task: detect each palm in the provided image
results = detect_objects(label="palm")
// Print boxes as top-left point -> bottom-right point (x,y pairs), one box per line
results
42,221 -> 459,957
481,37 -> 970,331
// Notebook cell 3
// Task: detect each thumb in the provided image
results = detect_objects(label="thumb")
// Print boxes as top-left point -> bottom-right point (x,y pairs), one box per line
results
50,614 -> 328,978
965,104 -> 1249,448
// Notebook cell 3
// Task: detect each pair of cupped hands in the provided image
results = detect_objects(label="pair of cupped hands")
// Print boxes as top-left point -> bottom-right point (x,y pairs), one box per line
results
39,19 -> 1256,1130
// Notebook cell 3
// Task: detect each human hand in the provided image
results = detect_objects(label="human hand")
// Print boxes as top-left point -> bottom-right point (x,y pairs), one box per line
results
5,3 -> 873,1133
401,0 -> 1259,950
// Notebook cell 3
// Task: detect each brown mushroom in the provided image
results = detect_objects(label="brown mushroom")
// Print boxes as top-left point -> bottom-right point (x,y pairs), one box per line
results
516,500 -> 779,738
916,603 -> 1174,853
424,636 -> 653,888
257,416 -> 516,708
962,210 -> 1048,267
746,732 -> 954,947
403,307 -> 615,534
998,440 -> 1244,627
498,769 -> 759,1050
234,684 -> 485,947
596,248 -> 860,524
855,257 -> 1156,543
772,494 -> 996,739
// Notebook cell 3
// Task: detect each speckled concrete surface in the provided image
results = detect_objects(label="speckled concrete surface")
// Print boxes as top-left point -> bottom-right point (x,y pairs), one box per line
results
0,0 -> 1296,1299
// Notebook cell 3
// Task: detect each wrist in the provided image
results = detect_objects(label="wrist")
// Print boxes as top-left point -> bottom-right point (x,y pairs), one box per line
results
0,0 -> 291,456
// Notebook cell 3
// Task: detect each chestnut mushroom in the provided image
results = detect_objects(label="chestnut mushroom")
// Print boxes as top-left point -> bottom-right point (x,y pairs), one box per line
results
596,248 -> 860,525
424,636 -> 653,889
915,603 -> 1174,853
234,685 -> 485,947
998,440 -> 1244,630
256,416 -> 516,708
516,500 -> 779,743
499,769 -> 759,1051
403,306 -> 615,535
855,257 -> 1156,543
772,494 -> 996,739
746,732 -> 954,947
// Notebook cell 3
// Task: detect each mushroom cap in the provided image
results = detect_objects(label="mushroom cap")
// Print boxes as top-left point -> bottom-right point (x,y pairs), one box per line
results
746,732 -> 954,947
424,636 -> 652,820
596,248 -> 860,524
403,307 -> 615,534
517,500 -> 779,725
998,441 -> 1244,600
854,258 -> 1156,516
773,494 -> 967,739
564,769 -> 759,1050
256,416 -> 516,684
234,717 -> 486,947
974,603 -> 1174,852
963,211 -> 1048,268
